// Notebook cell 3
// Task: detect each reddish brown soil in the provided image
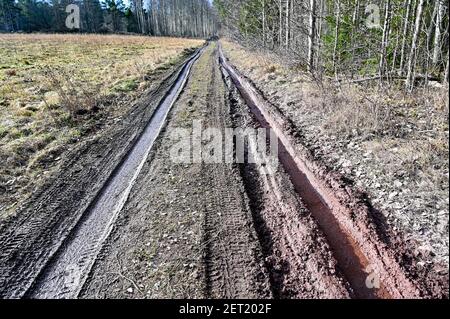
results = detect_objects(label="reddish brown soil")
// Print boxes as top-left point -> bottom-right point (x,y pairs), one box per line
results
225,71 -> 352,298
219,44 -> 448,299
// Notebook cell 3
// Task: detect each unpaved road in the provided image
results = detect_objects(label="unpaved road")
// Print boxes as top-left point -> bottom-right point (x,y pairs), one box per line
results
0,42 -> 447,299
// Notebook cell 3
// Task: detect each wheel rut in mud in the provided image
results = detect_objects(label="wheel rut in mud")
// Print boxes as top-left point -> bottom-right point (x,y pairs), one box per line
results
23,49 -> 203,299
222,66 -> 351,298
219,44 -> 422,299
80,43 -> 272,299
197,45 -> 272,299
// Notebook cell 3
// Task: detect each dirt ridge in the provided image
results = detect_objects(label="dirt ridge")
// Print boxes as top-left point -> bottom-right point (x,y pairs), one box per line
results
223,66 -> 353,298
219,43 -> 448,298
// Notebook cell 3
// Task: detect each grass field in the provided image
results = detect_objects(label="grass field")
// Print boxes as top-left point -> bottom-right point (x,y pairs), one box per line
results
0,34 -> 203,213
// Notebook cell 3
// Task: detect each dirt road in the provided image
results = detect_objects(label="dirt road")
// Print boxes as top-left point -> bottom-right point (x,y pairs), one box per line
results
0,42 -> 447,299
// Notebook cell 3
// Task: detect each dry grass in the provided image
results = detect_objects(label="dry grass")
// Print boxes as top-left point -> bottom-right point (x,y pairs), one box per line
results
222,39 -> 449,186
0,33 -> 203,212
222,39 -> 449,139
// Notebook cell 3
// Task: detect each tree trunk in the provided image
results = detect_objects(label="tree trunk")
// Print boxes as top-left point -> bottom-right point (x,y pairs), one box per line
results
406,0 -> 424,91
379,0 -> 391,81
308,0 -> 316,72
445,52 -> 449,85
285,0 -> 290,49
391,28 -> 400,73
332,0 -> 340,74
399,0 -> 413,75
134,0 -> 146,34
432,0 -> 444,65
315,0 -> 325,69
279,0 -> 283,47
262,0 -> 266,46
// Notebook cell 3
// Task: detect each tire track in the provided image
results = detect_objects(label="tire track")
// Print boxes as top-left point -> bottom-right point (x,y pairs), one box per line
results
0,50 -> 198,299
222,67 -> 352,298
200,45 -> 271,298
23,48 -> 203,299
219,43 -> 422,299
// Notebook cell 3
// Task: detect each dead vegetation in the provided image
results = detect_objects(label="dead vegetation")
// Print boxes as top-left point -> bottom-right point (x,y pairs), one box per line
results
0,34 -> 203,215
41,66 -> 101,116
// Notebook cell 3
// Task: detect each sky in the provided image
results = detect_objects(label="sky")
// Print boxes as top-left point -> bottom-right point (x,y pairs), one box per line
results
120,0 -> 213,8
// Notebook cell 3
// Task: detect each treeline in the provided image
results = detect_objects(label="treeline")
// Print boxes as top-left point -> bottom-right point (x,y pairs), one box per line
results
215,0 -> 449,89
0,0 -> 217,38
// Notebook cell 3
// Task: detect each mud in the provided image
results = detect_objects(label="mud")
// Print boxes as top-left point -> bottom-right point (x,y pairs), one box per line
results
219,44 -> 447,298
81,43 -> 271,299
24,49 -> 203,299
199,46 -> 271,298
223,68 -> 352,298
0,48 -> 202,299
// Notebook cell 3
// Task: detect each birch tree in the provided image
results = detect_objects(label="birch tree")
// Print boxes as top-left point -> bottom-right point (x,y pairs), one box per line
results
308,0 -> 316,72
399,0 -> 413,75
432,0 -> 445,65
379,0 -> 391,80
406,0 -> 424,90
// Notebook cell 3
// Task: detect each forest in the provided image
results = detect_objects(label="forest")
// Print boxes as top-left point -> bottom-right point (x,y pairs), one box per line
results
0,0 -> 449,89
215,0 -> 449,89
1,0 -> 448,90
0,0 -> 217,38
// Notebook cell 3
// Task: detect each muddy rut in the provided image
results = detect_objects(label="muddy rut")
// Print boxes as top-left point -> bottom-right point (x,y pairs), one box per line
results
0,42 -> 445,299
